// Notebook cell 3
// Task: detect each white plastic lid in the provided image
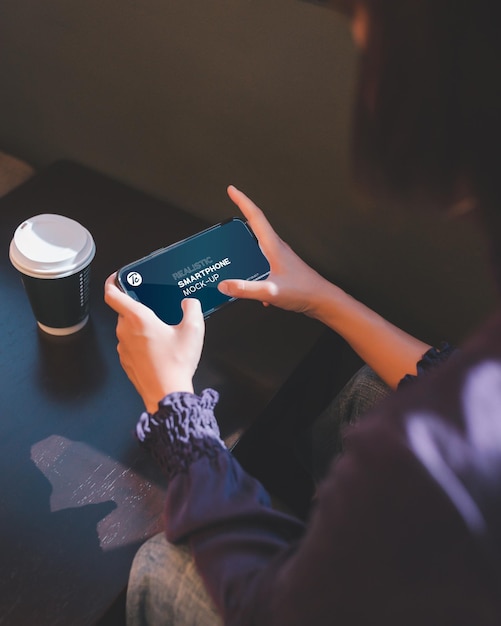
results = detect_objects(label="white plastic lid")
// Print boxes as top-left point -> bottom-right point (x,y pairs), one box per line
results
9,214 -> 96,278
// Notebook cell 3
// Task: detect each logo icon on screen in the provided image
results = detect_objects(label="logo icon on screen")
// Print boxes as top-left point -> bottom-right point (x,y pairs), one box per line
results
126,271 -> 142,287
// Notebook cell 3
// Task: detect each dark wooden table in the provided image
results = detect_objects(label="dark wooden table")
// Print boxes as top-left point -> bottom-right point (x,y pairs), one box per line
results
0,161 -> 322,625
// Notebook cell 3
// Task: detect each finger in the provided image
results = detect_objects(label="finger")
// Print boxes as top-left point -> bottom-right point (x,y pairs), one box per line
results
227,186 -> 279,251
104,273 -> 133,314
218,278 -> 277,302
179,298 -> 205,330
104,273 -> 148,317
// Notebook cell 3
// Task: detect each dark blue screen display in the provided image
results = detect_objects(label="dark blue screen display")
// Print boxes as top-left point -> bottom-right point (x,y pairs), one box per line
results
117,219 -> 270,324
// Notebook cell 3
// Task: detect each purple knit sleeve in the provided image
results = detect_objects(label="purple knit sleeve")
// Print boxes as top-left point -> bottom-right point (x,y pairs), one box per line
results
135,388 -> 226,478
398,342 -> 456,388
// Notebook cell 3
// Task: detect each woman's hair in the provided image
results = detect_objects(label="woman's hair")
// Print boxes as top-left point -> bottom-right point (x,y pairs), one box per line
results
352,0 -> 501,213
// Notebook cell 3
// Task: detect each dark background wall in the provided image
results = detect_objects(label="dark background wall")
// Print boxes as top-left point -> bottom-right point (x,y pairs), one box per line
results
0,0 -> 497,345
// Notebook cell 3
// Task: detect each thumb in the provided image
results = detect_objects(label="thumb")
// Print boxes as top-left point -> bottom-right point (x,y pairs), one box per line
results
179,298 -> 205,329
218,279 -> 276,303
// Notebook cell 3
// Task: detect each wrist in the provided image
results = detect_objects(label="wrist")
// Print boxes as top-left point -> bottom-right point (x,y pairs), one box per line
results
144,380 -> 195,414
304,279 -> 350,326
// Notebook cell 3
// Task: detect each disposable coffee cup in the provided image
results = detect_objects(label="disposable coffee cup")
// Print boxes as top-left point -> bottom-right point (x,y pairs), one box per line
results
9,214 -> 96,336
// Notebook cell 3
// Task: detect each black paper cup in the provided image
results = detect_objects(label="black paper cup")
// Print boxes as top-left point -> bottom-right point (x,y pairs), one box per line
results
9,214 -> 96,335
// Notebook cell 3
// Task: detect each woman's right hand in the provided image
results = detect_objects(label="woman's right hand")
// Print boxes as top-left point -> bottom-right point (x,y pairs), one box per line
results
218,186 -> 330,317
219,186 -> 432,390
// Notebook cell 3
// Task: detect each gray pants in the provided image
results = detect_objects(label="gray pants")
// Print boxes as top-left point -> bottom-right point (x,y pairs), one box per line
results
126,365 -> 390,626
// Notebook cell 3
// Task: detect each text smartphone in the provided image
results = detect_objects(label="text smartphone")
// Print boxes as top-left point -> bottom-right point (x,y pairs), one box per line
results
116,218 -> 270,325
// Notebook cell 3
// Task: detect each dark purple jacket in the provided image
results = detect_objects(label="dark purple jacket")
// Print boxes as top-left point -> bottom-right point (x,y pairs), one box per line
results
139,310 -> 501,625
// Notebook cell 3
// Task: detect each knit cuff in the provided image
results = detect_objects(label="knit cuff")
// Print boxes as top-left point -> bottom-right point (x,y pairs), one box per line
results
399,342 -> 456,388
136,388 -> 226,478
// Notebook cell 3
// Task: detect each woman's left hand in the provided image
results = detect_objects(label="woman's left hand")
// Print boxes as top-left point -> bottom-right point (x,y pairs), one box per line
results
104,274 -> 205,414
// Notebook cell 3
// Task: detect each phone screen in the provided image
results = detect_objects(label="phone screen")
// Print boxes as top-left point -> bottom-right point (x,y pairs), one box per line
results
117,218 -> 270,324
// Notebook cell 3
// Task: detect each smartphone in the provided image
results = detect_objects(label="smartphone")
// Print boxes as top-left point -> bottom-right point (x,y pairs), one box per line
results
116,218 -> 270,325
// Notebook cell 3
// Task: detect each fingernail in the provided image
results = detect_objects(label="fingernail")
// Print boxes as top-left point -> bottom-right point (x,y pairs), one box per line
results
218,282 -> 230,295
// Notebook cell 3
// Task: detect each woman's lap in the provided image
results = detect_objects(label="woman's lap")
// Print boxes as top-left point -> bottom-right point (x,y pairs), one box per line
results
305,364 -> 390,482
127,533 -> 222,626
